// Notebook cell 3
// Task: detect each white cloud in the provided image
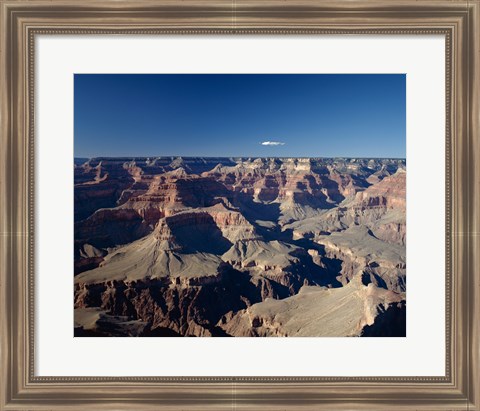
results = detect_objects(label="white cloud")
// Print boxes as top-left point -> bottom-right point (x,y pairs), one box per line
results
260,141 -> 285,146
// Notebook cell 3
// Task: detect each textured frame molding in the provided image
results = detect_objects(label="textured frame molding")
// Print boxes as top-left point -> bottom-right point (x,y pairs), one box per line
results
0,1 -> 478,410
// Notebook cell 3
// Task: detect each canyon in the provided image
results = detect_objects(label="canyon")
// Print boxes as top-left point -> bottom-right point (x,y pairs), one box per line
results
74,156 -> 406,337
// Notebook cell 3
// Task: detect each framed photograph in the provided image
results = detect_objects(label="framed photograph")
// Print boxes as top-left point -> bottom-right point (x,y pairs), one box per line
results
1,0 -> 479,409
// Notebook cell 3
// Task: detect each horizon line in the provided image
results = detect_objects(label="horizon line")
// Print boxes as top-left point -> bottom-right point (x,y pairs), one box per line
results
74,155 -> 406,160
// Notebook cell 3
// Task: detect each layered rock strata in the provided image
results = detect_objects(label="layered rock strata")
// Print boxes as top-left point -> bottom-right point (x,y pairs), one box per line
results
74,157 -> 406,337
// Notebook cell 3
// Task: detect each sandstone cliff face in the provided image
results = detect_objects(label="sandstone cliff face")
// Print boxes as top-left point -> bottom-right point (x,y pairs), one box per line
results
74,157 -> 406,337
74,262 -> 295,336
355,170 -> 406,210
316,225 -> 406,292
219,274 -> 405,337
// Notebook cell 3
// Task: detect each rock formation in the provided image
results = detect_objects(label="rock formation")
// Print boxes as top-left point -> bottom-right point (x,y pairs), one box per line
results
74,157 -> 406,337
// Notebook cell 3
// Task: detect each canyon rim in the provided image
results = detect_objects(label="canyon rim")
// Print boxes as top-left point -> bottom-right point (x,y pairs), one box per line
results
73,74 -> 406,337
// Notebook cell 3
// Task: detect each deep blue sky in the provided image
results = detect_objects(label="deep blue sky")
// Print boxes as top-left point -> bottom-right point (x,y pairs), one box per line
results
74,74 -> 405,158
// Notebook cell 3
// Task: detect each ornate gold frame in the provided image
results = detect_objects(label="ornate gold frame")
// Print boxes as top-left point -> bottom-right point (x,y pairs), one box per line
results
1,1 -> 479,409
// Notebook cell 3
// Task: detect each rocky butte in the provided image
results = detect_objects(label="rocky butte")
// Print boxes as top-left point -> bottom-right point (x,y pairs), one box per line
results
73,156 -> 406,337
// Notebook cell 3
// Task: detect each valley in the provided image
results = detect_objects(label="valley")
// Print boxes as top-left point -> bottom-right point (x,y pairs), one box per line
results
74,156 -> 406,337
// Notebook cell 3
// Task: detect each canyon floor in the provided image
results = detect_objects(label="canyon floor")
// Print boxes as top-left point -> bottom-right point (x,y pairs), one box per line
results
73,157 -> 406,337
